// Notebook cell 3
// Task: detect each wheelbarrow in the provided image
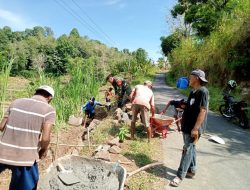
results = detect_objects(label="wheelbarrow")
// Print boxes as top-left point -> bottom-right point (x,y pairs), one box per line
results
150,114 -> 181,138
38,155 -> 127,190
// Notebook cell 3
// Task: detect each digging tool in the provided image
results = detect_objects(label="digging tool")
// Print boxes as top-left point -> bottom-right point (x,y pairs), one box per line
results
127,162 -> 163,178
53,131 -> 59,162
82,114 -> 91,151
57,163 -> 80,185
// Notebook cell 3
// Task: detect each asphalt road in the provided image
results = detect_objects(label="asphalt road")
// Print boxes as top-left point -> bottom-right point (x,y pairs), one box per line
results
153,73 -> 250,190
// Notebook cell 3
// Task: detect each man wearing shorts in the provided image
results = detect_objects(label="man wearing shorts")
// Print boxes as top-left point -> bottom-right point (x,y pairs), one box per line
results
0,85 -> 56,190
130,81 -> 155,142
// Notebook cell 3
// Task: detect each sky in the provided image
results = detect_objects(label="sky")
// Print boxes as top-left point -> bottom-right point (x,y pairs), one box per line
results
0,0 -> 176,61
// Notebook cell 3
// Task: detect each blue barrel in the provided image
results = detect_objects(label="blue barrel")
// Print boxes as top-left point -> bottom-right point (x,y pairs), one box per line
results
176,77 -> 189,89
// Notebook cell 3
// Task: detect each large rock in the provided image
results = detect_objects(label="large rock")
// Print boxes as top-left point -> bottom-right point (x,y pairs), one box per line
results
94,150 -> 111,161
114,108 -> 123,120
109,145 -> 122,154
107,137 -> 120,146
94,145 -> 103,152
112,120 -> 121,127
102,144 -> 111,151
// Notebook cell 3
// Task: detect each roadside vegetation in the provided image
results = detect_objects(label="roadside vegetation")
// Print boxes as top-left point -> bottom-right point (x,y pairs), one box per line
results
0,26 -> 161,189
0,26 -> 157,130
161,0 -> 250,121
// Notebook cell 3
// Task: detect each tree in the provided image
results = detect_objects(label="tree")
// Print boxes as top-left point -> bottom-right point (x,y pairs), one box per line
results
171,0 -> 232,36
157,57 -> 166,69
32,26 -> 46,37
44,27 -> 54,37
0,26 -> 12,50
69,28 -> 80,38
160,32 -> 181,56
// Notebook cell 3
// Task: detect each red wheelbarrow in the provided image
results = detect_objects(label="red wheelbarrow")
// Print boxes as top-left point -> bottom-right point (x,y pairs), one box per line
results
150,114 -> 181,138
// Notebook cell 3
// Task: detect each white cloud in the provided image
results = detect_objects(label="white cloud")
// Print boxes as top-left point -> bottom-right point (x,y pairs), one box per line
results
0,9 -> 36,30
105,0 -> 122,5
104,0 -> 127,8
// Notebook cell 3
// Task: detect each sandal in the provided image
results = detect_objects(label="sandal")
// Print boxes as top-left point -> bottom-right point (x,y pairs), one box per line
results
170,176 -> 182,187
186,172 -> 195,179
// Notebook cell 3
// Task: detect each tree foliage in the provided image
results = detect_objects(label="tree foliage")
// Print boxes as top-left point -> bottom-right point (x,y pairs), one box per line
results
171,0 -> 232,36
0,26 -> 152,80
167,0 -> 250,85
160,32 -> 182,56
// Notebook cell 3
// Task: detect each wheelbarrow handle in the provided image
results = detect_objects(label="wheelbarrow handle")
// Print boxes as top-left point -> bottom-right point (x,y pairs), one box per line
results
171,117 -> 182,125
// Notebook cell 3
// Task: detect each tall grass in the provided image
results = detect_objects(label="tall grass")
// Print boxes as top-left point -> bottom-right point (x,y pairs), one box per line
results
24,57 -> 102,130
53,57 -> 101,124
0,59 -> 13,118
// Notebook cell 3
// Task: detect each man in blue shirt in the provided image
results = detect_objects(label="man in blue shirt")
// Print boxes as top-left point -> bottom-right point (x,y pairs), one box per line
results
81,97 -> 103,119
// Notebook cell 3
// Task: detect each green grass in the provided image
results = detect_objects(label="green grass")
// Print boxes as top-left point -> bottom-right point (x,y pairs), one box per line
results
122,124 -> 153,166
126,172 -> 161,190
0,59 -> 13,118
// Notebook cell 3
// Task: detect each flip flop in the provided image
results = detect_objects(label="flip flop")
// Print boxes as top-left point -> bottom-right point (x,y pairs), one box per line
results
170,176 -> 182,187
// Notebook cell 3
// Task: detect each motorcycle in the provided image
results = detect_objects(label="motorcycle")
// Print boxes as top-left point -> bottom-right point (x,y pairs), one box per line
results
219,92 -> 249,129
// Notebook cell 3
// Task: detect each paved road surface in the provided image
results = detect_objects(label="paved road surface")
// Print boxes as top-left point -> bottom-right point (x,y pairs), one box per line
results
153,73 -> 250,190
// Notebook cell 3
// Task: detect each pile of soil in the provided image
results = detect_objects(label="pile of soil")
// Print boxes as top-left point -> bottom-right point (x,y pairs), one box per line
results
39,156 -> 123,190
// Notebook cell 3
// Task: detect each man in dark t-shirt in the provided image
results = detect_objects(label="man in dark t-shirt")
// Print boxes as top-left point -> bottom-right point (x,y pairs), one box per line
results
160,99 -> 186,131
170,69 -> 209,187
106,74 -> 132,108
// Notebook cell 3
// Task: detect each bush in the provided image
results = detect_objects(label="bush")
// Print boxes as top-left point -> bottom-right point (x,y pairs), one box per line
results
19,70 -> 36,78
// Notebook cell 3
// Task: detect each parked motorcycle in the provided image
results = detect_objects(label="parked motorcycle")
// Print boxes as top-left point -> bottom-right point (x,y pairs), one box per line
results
219,92 -> 249,129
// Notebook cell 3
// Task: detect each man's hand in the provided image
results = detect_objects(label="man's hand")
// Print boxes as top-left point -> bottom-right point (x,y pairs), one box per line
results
191,129 -> 199,144
0,117 -> 8,132
39,149 -> 48,160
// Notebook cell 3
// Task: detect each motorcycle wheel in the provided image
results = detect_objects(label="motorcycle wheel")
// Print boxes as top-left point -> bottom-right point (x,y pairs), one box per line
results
238,112 -> 249,129
219,104 -> 234,118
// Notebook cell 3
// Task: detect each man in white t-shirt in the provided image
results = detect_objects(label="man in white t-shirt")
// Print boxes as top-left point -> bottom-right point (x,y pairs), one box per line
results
129,80 -> 155,142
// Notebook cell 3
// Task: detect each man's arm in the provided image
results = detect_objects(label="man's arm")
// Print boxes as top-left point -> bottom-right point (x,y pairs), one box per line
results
150,95 -> 155,117
96,102 -> 104,106
129,88 -> 136,102
81,102 -> 88,111
0,117 -> 8,132
161,101 -> 171,114
39,123 -> 53,159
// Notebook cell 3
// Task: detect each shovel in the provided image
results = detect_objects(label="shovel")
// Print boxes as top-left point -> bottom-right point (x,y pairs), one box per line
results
57,163 -> 80,185
82,114 -> 91,151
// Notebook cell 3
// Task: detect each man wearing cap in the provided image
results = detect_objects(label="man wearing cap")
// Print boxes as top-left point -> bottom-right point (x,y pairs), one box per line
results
106,74 -> 132,108
0,85 -> 56,190
129,81 -> 155,142
170,69 -> 209,187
